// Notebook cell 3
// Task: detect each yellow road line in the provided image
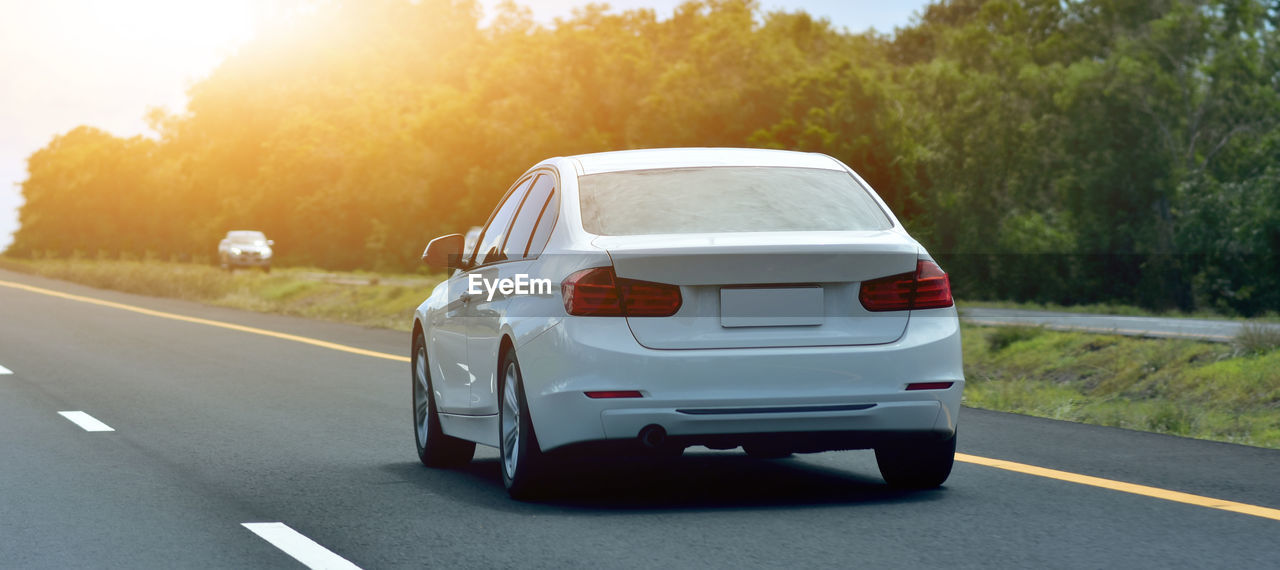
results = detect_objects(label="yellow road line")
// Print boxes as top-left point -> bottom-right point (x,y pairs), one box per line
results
5,278 -> 1276,521
0,279 -> 410,363
963,319 -> 1233,341
957,453 -> 1280,522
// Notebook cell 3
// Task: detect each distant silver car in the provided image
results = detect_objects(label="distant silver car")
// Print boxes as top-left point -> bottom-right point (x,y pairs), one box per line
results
218,230 -> 273,271
462,226 -> 482,261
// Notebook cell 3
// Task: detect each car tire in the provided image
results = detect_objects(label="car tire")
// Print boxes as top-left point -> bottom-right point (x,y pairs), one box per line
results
499,348 -> 548,500
412,333 -> 475,467
875,432 -> 956,489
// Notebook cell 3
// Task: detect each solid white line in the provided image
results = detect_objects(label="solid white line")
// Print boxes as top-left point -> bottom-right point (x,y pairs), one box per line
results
242,522 -> 361,570
57,411 -> 115,432
0,363 -> 12,374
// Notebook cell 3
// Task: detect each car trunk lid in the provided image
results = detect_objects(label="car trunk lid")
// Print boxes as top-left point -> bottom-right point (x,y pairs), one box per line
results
596,231 -> 919,349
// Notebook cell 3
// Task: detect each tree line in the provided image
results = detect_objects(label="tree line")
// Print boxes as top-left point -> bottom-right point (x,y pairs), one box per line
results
8,0 -> 1279,315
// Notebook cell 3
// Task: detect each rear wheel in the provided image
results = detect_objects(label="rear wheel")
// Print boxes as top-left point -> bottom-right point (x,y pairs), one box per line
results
413,333 -> 475,467
499,349 -> 548,500
875,432 -> 956,489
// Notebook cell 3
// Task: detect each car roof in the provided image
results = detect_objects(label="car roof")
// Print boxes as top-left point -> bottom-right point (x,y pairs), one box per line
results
567,147 -> 845,175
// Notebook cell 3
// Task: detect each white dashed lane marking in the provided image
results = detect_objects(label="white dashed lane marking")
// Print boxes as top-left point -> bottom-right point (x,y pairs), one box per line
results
0,363 -> 12,374
57,411 -> 115,432
242,522 -> 361,570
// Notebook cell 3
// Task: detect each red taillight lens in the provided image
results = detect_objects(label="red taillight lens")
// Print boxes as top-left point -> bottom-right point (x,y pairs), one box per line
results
561,267 -> 622,316
912,260 -> 953,310
858,272 -> 916,312
619,278 -> 683,316
562,267 -> 682,317
859,260 -> 953,312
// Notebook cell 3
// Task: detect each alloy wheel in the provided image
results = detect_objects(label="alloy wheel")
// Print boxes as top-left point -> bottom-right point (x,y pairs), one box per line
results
414,344 -> 430,446
501,362 -> 521,480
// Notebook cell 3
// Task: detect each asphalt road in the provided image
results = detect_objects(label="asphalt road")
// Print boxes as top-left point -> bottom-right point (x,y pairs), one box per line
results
2,267 -> 1278,569
961,307 -> 1280,342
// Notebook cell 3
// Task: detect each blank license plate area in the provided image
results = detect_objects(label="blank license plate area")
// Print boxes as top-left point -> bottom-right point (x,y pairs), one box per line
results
720,287 -> 824,328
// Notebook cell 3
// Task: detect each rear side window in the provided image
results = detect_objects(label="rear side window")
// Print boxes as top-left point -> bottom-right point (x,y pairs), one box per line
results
472,176 -> 533,266
501,173 -> 555,261
526,188 -> 559,258
578,167 -> 892,236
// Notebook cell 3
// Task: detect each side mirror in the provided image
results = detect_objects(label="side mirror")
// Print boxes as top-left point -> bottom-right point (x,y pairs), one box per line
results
423,234 -> 467,270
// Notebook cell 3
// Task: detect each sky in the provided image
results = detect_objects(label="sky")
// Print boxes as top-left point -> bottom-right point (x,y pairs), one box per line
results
0,0 -> 932,251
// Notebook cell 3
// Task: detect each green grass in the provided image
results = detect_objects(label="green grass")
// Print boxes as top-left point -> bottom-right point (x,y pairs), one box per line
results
963,324 -> 1280,449
0,256 -> 444,332
1234,323 -> 1280,355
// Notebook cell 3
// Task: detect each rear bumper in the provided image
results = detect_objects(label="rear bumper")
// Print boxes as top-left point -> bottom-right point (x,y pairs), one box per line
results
516,308 -> 964,452
599,399 -> 946,439
548,428 -> 954,457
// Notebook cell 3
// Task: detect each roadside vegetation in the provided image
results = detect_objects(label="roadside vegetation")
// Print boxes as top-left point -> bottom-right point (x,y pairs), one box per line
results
0,256 -> 440,332
963,324 -> 1280,449
7,0 -> 1280,318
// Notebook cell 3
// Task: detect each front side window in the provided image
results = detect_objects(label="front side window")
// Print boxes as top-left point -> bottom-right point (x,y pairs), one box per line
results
578,167 -> 892,236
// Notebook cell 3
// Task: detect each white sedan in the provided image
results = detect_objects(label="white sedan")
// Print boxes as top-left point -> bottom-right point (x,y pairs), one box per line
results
412,148 -> 964,499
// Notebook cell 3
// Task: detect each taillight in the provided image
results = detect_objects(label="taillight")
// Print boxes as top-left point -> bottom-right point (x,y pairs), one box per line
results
560,267 -> 621,316
859,260 -> 953,312
858,271 -> 915,312
912,260 -> 953,309
562,267 -> 682,317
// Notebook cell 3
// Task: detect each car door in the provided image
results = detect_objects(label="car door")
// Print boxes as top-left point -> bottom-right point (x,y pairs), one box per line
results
430,267 -> 477,414
458,174 -> 538,413
467,172 -> 557,414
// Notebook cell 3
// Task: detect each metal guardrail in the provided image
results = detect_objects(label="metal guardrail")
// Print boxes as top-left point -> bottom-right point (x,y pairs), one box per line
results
959,307 -> 1280,343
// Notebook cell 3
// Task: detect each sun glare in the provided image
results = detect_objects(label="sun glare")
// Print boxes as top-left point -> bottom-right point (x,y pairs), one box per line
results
79,0 -> 258,78
86,0 -> 258,48
5,0 -> 263,133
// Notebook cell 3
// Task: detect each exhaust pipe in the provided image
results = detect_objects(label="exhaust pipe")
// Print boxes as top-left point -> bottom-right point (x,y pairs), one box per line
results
639,424 -> 667,449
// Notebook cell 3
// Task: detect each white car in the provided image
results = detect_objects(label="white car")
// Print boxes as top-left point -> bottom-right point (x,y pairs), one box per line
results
218,230 -> 274,271
412,148 -> 964,499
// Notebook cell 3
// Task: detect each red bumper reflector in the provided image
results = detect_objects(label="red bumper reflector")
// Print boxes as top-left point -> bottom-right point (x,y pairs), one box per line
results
906,382 -> 954,391
585,390 -> 644,399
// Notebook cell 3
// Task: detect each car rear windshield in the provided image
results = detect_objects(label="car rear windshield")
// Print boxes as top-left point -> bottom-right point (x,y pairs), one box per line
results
577,167 -> 893,235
